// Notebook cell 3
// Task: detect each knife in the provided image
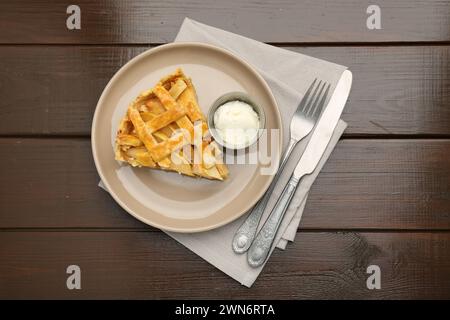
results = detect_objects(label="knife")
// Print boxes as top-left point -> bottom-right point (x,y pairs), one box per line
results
247,70 -> 353,267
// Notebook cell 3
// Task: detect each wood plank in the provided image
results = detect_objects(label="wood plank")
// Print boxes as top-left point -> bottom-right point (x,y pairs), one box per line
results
1,45 -> 449,136
0,0 -> 449,43
0,230 -> 449,299
1,138 -> 449,230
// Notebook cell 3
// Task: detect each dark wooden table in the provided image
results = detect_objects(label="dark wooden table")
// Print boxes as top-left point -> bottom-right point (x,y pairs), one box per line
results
0,0 -> 449,299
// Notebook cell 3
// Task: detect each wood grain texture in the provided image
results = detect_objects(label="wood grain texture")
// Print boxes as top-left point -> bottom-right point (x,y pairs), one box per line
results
1,230 -> 449,299
1,138 -> 449,230
0,0 -> 449,44
0,45 -> 449,136
0,0 -> 449,300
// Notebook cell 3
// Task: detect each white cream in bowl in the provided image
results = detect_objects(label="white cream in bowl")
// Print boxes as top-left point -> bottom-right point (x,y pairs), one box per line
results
213,100 -> 260,148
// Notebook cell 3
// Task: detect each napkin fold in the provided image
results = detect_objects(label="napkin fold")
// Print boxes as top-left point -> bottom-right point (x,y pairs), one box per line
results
99,18 -> 349,287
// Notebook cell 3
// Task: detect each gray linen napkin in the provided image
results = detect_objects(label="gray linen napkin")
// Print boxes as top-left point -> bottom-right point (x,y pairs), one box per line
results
99,18 -> 349,287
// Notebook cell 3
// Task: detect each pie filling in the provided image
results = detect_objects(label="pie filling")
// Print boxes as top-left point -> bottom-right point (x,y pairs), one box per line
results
114,68 -> 229,181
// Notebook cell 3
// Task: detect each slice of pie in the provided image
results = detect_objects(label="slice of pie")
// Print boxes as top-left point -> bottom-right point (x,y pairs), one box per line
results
114,68 -> 229,180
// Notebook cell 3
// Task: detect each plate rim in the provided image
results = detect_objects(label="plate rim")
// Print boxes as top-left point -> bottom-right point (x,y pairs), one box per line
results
91,42 -> 283,233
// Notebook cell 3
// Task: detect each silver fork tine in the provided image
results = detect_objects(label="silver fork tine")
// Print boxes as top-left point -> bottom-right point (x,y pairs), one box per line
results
298,78 -> 317,114
305,80 -> 322,116
312,83 -> 330,119
308,82 -> 327,117
307,82 -> 325,116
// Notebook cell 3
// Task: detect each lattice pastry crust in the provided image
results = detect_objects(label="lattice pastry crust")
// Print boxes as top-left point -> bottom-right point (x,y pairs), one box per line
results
114,68 -> 228,180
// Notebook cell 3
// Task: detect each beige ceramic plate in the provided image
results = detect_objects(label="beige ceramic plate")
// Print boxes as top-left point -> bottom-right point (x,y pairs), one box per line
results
92,42 -> 282,232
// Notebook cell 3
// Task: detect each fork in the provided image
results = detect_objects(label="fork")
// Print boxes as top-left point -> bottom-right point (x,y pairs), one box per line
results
232,79 -> 330,254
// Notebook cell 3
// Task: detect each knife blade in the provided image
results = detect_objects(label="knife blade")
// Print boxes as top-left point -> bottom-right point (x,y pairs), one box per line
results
247,70 -> 353,267
293,69 -> 352,178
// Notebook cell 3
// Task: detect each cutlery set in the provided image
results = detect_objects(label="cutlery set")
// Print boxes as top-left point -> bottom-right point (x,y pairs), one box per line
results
232,70 -> 352,267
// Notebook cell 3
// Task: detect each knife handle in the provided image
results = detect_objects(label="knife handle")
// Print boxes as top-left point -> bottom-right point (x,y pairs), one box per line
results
232,138 -> 297,254
247,174 -> 300,267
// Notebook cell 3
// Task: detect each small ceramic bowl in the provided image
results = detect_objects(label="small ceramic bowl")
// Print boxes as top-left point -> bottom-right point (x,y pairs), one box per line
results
207,92 -> 266,150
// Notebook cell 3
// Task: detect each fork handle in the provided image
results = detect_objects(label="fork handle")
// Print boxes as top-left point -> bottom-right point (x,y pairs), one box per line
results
247,174 -> 300,267
232,138 -> 297,253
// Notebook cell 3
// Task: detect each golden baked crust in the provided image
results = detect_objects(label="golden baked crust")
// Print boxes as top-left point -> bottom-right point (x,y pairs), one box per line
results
114,68 -> 228,180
